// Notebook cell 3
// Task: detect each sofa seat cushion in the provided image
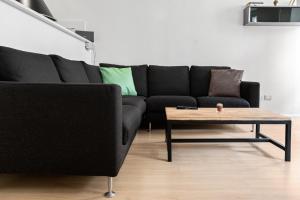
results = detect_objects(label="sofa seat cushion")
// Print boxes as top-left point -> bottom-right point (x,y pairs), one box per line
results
147,96 -> 197,113
197,96 -> 250,108
122,105 -> 143,145
51,55 -> 89,83
148,65 -> 190,96
0,46 -> 61,83
123,96 -> 146,114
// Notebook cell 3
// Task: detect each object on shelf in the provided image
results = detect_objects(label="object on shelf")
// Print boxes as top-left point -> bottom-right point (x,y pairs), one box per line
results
289,0 -> 297,6
246,2 -> 264,7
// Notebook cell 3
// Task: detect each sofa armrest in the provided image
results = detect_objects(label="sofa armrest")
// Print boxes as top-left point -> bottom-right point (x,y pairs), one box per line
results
0,82 -> 124,177
240,81 -> 260,108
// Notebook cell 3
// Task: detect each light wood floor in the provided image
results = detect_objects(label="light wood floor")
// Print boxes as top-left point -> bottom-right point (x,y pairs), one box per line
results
0,119 -> 300,200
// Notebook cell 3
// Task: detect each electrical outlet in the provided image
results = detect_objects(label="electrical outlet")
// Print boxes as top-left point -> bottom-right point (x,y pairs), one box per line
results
264,95 -> 272,101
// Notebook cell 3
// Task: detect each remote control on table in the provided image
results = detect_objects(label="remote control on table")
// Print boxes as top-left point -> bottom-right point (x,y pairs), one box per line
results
176,106 -> 198,110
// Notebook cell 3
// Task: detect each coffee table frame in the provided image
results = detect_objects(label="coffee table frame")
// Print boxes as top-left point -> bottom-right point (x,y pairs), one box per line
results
165,119 -> 292,162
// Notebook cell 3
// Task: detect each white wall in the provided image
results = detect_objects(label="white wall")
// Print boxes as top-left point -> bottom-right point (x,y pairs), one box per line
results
45,0 -> 300,115
0,0 -> 93,63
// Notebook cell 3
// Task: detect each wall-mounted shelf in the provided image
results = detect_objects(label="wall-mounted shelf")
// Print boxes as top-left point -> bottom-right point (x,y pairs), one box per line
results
244,5 -> 300,26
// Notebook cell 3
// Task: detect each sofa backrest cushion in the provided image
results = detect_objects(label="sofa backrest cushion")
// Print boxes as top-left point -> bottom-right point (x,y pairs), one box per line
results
0,46 -> 61,83
51,55 -> 89,83
82,62 -> 103,83
148,65 -> 190,96
100,63 -> 148,97
190,66 -> 230,97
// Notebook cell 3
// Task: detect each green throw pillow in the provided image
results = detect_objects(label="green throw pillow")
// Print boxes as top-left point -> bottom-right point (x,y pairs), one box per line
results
100,67 -> 137,96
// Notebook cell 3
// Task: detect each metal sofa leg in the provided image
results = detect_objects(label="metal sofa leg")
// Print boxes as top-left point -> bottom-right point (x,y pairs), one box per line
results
148,122 -> 152,132
104,177 -> 116,198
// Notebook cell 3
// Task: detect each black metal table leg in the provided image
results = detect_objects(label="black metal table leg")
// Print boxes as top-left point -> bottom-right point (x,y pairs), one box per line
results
255,123 -> 260,138
285,121 -> 292,162
166,122 -> 172,162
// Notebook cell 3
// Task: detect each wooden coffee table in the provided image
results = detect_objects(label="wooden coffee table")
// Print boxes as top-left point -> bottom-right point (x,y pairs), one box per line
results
165,107 -> 292,162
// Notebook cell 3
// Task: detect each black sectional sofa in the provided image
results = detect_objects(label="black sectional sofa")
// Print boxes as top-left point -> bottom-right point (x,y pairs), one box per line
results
0,46 -> 259,197
101,63 -> 259,130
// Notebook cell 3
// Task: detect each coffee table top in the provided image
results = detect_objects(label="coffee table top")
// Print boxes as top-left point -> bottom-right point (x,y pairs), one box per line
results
165,107 -> 291,122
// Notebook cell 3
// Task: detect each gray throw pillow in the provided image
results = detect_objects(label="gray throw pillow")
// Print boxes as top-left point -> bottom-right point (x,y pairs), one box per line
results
209,69 -> 244,97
